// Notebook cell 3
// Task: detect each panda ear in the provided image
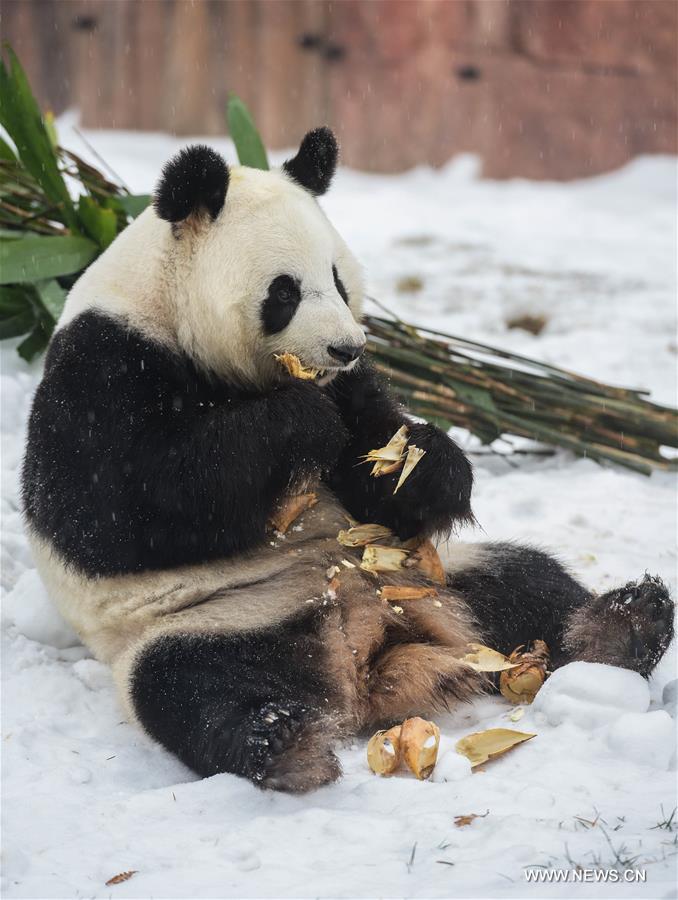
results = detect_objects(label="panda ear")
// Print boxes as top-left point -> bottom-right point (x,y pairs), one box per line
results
154,145 -> 229,224
282,127 -> 338,196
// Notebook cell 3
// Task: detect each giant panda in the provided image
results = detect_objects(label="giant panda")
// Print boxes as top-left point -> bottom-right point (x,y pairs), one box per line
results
22,128 -> 674,792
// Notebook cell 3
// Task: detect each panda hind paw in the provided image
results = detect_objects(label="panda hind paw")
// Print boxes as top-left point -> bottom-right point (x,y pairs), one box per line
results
244,701 -> 341,793
566,574 -> 674,677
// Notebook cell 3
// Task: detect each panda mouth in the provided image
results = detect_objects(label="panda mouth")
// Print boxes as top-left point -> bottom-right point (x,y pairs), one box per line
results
274,352 -> 356,384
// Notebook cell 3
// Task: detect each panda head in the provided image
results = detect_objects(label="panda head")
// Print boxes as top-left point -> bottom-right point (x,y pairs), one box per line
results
153,128 -> 366,387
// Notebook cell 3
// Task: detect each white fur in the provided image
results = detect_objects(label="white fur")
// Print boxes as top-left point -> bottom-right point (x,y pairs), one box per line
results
60,164 -> 365,388
28,484 -> 353,719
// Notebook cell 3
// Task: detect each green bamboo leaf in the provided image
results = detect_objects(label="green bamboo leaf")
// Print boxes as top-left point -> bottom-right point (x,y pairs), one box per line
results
43,110 -> 58,149
17,319 -> 51,361
0,135 -> 16,161
0,234 -> 97,283
34,278 -> 66,321
0,284 -> 35,338
0,309 -> 35,341
0,283 -> 30,312
227,95 -> 269,170
0,307 -> 34,338
0,47 -> 80,233
77,196 -> 117,249
115,194 -> 151,219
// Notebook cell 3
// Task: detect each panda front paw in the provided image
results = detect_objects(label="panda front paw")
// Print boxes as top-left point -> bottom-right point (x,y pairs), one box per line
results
274,380 -> 348,477
370,423 -> 474,540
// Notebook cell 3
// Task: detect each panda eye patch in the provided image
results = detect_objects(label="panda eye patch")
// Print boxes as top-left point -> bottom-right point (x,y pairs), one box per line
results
261,275 -> 302,335
333,266 -> 349,305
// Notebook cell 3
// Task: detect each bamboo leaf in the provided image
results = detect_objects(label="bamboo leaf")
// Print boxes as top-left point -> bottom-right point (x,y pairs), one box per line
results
77,196 -> 117,249
43,110 -> 58,149
17,319 -> 50,361
115,194 -> 151,219
0,284 -> 36,338
0,282 -> 31,314
0,47 -> 80,233
0,135 -> 16,161
227,95 -> 269,170
34,278 -> 66,321
0,308 -> 34,338
0,235 -> 97,283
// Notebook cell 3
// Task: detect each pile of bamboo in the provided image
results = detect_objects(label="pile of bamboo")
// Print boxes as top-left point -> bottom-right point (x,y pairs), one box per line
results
365,312 -> 677,475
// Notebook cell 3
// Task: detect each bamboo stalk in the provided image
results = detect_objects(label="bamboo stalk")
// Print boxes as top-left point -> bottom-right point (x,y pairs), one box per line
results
365,313 -> 678,474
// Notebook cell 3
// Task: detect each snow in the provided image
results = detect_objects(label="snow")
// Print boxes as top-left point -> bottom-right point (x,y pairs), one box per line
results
2,119 -> 677,898
531,662 -> 651,728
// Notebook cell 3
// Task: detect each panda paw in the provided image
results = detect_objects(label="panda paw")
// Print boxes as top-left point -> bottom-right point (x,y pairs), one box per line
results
242,701 -> 341,793
566,574 -> 674,676
275,380 -> 348,476
372,423 -> 474,540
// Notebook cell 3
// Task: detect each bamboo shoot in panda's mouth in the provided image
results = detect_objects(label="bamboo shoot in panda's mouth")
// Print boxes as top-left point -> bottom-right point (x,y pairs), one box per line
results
274,353 -> 324,381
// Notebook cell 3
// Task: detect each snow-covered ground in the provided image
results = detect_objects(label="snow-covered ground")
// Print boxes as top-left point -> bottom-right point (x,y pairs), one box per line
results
2,121 -> 677,899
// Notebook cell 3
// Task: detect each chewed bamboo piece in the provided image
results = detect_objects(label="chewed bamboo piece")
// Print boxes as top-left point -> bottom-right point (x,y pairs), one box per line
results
362,425 -> 409,476
269,492 -> 318,533
360,544 -> 409,574
362,425 -> 426,492
457,643 -> 519,673
455,728 -> 536,767
400,717 -> 441,779
367,717 -> 440,779
499,640 -> 550,704
274,352 -> 321,381
393,445 -> 426,493
380,585 -> 438,602
403,539 -> 446,585
337,523 -> 394,547
343,527 -> 446,584
366,725 -> 402,775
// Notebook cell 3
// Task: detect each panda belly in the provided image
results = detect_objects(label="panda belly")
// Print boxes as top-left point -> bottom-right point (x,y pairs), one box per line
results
29,485 -> 351,659
28,484 -> 481,741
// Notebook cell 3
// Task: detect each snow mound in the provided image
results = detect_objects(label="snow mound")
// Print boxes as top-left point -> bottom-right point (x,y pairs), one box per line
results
662,678 -> 678,717
605,710 -> 676,770
2,568 -> 80,649
430,745 -> 472,783
531,661 -> 650,728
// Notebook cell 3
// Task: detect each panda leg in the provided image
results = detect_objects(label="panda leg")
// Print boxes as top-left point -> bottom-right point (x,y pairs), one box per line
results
446,543 -> 673,676
126,617 -> 342,792
366,643 -> 483,726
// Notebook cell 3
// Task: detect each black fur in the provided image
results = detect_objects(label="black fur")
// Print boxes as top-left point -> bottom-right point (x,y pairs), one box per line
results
447,546 -> 673,675
261,274 -> 302,335
564,574 -> 674,676
332,266 -> 349,305
283,127 -> 338,196
447,543 -> 590,668
325,361 -> 474,540
22,310 -> 347,576
130,610 -> 336,782
154,145 -> 229,223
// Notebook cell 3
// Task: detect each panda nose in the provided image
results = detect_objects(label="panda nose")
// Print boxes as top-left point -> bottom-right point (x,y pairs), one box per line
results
327,343 -> 365,365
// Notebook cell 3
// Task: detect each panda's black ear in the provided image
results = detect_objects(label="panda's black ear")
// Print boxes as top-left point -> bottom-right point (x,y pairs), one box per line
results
154,145 -> 229,223
282,127 -> 338,196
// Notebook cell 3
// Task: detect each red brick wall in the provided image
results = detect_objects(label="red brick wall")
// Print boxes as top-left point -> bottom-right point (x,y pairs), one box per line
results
2,0 -> 676,178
